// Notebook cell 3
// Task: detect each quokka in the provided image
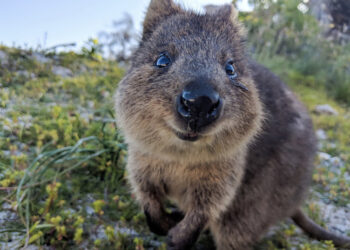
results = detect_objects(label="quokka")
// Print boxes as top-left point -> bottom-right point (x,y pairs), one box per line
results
114,0 -> 350,249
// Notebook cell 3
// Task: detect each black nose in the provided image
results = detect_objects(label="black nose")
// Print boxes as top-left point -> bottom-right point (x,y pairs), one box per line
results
177,80 -> 222,131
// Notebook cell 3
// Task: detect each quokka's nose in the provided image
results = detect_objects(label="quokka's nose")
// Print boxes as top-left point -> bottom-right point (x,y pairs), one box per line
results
177,80 -> 222,131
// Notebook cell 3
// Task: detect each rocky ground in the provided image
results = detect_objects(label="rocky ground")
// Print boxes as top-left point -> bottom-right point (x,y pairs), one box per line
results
0,46 -> 349,249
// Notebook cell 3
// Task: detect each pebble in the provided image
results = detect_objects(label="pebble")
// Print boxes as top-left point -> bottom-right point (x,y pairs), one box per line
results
316,129 -> 327,140
314,104 -> 338,116
52,66 -> 73,78
0,50 -> 8,64
32,52 -> 51,64
318,152 -> 332,161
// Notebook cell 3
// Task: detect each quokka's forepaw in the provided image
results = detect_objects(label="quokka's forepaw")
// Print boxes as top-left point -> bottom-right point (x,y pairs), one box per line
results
167,209 -> 184,223
144,210 -> 169,235
144,209 -> 184,236
166,231 -> 191,250
166,223 -> 199,250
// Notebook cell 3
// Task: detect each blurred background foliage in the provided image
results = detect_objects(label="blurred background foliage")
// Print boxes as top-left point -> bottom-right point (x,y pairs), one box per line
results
0,0 -> 350,249
241,0 -> 350,104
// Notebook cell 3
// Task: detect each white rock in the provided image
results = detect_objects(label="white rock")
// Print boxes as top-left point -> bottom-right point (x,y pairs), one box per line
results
90,225 -> 107,241
79,64 -> 88,73
3,125 -> 11,132
115,225 -> 138,236
329,156 -> 343,168
0,50 -> 9,64
316,129 -> 327,140
32,52 -> 51,64
318,152 -> 344,170
0,211 -> 17,221
85,205 -> 95,215
16,70 -> 35,79
1,203 -> 12,210
315,200 -> 350,235
318,152 -> 332,161
87,101 -> 95,109
101,91 -> 110,98
52,65 -> 73,78
314,104 -> 338,115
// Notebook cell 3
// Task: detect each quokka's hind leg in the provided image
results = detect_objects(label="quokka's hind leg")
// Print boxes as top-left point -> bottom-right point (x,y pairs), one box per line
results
210,221 -> 255,250
209,207 -> 272,250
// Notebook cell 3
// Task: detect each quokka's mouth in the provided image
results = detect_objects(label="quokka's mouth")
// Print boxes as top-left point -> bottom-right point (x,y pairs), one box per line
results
175,131 -> 200,141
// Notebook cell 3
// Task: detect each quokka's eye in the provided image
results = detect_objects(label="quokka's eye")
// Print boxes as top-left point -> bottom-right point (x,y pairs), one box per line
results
155,53 -> 171,68
225,60 -> 238,79
225,60 -> 248,91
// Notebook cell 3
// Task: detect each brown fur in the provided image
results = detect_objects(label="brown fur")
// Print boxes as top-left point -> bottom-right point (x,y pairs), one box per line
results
114,1 -> 350,249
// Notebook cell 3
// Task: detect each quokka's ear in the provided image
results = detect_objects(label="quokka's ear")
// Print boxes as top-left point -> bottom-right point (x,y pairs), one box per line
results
142,0 -> 183,41
205,4 -> 244,37
205,4 -> 238,23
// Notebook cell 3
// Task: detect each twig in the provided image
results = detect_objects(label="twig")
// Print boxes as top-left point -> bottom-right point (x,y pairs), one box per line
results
44,42 -> 76,52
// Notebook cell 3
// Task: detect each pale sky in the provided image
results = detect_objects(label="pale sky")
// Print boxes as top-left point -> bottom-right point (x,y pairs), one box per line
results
0,0 -> 252,49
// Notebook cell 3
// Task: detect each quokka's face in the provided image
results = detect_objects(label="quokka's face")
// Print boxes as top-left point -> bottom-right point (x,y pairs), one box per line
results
115,2 -> 262,162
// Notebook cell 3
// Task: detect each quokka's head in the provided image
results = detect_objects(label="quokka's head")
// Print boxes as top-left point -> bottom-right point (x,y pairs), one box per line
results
115,0 -> 263,163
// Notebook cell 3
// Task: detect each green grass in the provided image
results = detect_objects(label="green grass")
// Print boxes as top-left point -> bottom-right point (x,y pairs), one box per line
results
0,45 -> 349,249
0,46 -> 151,249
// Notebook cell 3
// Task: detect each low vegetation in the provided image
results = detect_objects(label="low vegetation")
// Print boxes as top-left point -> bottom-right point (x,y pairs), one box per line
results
0,1 -> 349,249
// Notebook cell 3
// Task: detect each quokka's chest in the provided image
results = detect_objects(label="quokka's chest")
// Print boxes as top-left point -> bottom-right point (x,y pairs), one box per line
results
145,164 -> 202,208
